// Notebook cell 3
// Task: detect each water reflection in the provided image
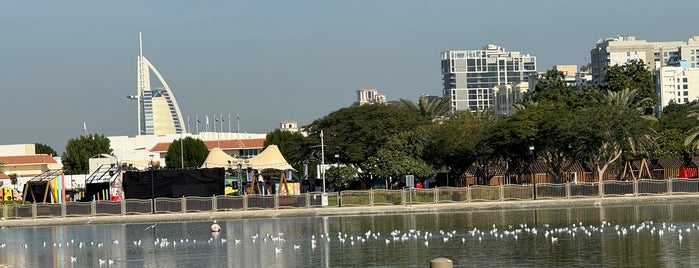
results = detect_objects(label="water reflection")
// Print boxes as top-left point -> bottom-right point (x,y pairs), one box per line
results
1,202 -> 699,267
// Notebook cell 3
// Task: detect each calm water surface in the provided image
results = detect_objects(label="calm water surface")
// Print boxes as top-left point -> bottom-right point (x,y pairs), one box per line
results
2,201 -> 699,267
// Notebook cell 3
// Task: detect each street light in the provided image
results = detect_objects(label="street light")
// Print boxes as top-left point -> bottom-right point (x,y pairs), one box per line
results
320,130 -> 326,193
237,161 -> 243,196
334,154 -> 340,191
149,154 -> 155,213
529,145 -> 536,200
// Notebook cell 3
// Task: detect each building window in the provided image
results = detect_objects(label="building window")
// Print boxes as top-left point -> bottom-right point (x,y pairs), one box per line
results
684,91 -> 689,96
684,85 -> 689,89
241,149 -> 258,157
684,78 -> 688,82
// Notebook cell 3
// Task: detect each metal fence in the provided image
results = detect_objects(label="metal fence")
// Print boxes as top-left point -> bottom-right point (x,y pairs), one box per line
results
4,178 -> 699,220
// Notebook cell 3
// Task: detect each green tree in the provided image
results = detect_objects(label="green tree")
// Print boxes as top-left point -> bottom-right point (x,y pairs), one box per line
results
504,100 -> 593,183
305,103 -> 427,188
62,134 -> 113,175
660,101 -> 699,133
602,59 -> 656,114
425,110 -> 497,184
35,143 -> 57,156
165,137 -> 209,168
326,165 -> 359,191
655,129 -> 688,158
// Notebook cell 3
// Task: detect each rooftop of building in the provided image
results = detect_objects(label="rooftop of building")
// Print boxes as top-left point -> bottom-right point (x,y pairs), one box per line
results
0,154 -> 57,165
150,138 -> 266,153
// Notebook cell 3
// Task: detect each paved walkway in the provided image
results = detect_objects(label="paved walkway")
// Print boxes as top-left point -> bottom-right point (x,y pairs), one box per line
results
2,195 -> 698,228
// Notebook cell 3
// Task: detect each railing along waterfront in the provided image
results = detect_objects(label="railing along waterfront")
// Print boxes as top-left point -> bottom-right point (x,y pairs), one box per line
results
4,178 -> 699,220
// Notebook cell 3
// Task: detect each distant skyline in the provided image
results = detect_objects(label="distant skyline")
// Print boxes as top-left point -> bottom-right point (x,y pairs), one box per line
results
2,0 -> 699,154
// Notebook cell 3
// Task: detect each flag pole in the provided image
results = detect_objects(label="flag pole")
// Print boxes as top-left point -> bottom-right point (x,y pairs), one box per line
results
196,115 -> 199,134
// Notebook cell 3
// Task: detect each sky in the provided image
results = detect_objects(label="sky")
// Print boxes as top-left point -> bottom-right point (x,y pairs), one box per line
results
2,0 -> 699,154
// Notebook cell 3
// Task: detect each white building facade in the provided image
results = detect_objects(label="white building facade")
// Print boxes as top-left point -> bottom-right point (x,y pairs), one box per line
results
441,45 -> 537,112
591,35 -> 699,81
355,87 -> 387,105
657,62 -> 699,111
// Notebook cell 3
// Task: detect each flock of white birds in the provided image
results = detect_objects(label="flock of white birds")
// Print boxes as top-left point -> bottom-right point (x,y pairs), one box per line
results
3,220 -> 697,266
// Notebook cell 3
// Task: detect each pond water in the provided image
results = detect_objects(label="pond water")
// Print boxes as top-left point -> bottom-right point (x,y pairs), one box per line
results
2,201 -> 699,267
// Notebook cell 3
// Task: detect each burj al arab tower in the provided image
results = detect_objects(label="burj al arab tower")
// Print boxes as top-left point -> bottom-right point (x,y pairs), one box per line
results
127,32 -> 186,135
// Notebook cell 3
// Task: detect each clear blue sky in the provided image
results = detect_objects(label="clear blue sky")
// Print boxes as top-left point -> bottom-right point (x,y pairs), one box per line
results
1,0 -> 698,154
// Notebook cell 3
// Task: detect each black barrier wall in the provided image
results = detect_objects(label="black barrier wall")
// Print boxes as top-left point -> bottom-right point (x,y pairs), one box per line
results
122,168 -> 225,199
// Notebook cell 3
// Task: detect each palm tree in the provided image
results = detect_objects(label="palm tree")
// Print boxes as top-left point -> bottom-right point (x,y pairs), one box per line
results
684,102 -> 699,149
399,95 -> 451,122
590,88 -> 656,182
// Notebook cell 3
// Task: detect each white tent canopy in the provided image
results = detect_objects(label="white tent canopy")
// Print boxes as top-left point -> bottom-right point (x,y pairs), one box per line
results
248,145 -> 295,171
200,147 -> 239,168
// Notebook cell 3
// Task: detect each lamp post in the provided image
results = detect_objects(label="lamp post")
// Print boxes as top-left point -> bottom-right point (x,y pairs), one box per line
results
334,154 -> 340,191
180,134 -> 184,169
529,145 -> 536,200
149,154 -> 155,213
320,130 -> 326,193
237,161 -> 243,196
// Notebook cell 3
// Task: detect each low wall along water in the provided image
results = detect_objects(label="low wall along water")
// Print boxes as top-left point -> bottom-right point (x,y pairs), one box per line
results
3,178 -> 699,222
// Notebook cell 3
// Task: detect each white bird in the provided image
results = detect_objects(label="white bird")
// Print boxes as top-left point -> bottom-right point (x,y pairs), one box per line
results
293,244 -> 300,250
211,221 -> 221,233
70,256 -> 77,263
275,247 -> 283,254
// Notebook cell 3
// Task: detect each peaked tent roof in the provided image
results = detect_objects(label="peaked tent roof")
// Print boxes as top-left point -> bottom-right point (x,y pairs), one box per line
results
248,145 -> 295,171
200,147 -> 239,168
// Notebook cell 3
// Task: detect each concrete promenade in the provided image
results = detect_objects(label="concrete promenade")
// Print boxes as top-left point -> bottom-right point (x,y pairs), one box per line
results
2,195 -> 698,228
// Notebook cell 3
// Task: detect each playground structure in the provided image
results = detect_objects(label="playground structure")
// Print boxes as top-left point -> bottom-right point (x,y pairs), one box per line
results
21,169 -> 64,203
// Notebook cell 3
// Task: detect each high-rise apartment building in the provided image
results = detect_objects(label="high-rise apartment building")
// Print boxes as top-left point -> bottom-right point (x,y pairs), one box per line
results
590,35 -> 699,81
441,45 -> 537,112
591,35 -> 699,112
657,61 -> 699,109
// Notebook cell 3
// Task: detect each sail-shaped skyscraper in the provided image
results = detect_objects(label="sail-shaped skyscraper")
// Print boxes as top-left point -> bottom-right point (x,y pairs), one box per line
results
128,32 -> 186,135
